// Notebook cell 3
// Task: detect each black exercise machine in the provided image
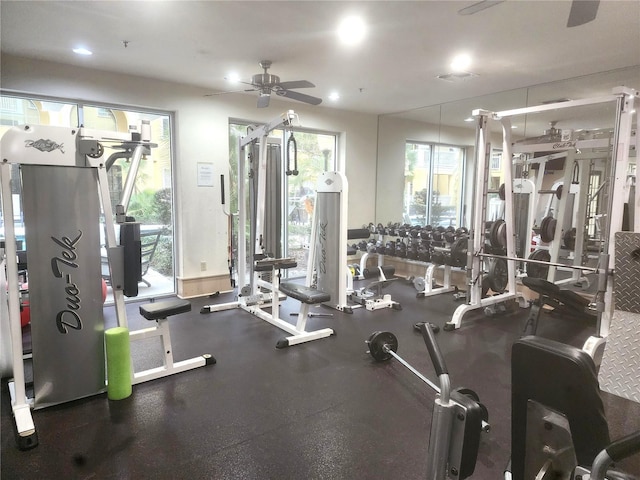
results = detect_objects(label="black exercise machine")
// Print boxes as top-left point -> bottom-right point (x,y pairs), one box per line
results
507,336 -> 640,479
521,276 -> 596,336
366,324 -> 489,479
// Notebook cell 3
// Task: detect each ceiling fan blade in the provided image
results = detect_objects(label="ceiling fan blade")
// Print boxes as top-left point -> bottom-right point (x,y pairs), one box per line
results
277,89 -> 322,106
458,0 -> 505,15
276,80 -> 315,90
567,0 -> 599,27
204,88 -> 256,97
257,94 -> 270,108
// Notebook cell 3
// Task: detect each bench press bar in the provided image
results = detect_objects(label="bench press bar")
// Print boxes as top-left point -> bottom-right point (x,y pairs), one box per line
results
475,252 -> 600,273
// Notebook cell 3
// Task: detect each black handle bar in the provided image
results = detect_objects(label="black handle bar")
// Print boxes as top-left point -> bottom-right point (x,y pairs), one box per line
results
419,322 -> 448,377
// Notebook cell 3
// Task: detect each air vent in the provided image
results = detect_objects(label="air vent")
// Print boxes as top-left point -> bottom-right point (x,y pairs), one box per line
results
436,72 -> 478,82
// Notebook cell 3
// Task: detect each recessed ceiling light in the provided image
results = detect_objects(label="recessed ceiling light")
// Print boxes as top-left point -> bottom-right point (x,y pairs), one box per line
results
226,72 -> 241,83
464,117 -> 474,122
329,91 -> 340,101
511,125 -> 518,129
337,15 -> 366,45
72,47 -> 93,56
450,53 -> 471,72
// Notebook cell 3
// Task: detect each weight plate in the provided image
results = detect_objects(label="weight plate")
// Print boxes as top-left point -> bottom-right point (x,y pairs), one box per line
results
367,331 -> 398,362
556,184 -> 563,200
413,276 -> 426,292
453,387 -> 480,402
489,219 -> 506,248
540,216 -> 555,243
563,227 -> 576,250
481,275 -> 490,298
488,258 -> 508,293
451,236 -> 468,267
545,218 -> 557,243
527,249 -> 551,279
498,183 -> 506,201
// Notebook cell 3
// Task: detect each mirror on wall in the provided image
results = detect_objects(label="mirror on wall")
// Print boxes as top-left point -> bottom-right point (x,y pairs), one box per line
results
378,65 -> 639,229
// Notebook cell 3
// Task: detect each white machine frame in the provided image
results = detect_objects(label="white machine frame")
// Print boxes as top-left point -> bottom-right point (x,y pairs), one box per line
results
445,87 -> 637,337
201,111 -> 347,347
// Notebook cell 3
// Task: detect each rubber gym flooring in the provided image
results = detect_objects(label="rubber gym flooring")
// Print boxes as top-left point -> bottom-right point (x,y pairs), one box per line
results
2,278 -> 640,479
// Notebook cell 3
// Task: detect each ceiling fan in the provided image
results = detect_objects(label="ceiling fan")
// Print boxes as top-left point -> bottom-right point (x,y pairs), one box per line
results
206,60 -> 322,108
458,0 -> 600,28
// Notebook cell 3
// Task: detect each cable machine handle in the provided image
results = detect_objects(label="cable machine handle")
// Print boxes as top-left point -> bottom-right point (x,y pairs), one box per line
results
286,132 -> 298,176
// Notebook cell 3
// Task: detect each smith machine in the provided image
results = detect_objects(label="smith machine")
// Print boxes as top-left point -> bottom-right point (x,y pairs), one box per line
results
444,86 -> 638,354
201,110 -> 350,348
0,124 -> 213,450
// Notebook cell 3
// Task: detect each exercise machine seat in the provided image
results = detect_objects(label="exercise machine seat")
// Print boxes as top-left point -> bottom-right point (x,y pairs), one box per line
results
279,282 -> 330,304
511,336 -> 610,480
139,299 -> 192,320
522,277 -> 592,312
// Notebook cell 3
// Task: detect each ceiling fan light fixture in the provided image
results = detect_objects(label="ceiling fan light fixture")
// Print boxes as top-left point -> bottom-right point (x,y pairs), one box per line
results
329,91 -> 340,101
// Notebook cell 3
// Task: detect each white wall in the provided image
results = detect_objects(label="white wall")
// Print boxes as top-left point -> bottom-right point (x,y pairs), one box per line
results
1,54 -> 378,293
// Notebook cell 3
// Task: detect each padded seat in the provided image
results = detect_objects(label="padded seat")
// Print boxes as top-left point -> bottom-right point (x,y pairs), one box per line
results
254,257 -> 297,272
279,282 -> 330,304
140,299 -> 191,320
511,336 -> 610,480
522,277 -> 592,314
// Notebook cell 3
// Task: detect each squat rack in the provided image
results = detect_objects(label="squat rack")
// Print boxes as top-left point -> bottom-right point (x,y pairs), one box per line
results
445,87 -> 637,342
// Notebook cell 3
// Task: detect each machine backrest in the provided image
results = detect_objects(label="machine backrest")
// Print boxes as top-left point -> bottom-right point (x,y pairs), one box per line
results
511,336 -> 610,480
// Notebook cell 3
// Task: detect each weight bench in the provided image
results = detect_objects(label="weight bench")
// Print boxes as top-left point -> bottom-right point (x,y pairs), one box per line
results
507,336 -> 639,480
521,276 -> 596,336
130,299 -> 215,383
278,281 -> 334,348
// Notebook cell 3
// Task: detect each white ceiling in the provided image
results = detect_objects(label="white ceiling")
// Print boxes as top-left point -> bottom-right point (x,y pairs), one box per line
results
1,0 -> 639,130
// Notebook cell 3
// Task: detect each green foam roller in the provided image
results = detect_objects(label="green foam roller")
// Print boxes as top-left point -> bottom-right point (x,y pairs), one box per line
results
105,327 -> 132,400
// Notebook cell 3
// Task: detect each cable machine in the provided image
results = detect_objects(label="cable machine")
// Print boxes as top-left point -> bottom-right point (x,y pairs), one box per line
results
200,110 -> 349,347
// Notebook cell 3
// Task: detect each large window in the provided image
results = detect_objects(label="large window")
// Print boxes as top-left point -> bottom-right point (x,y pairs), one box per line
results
0,94 -> 176,299
229,122 -> 337,280
404,142 -> 465,227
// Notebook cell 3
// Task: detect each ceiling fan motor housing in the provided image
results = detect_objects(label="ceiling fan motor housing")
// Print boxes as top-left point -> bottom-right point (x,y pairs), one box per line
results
252,73 -> 280,87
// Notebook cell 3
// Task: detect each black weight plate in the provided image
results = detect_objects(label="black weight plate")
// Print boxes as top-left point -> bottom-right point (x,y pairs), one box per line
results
488,258 -> 508,293
563,227 -> 576,250
539,216 -> 554,243
498,183 -> 506,201
454,387 -> 480,402
545,218 -> 557,243
556,184 -> 563,200
497,221 -> 507,248
489,219 -> 506,248
527,249 -> 551,279
367,331 -> 398,362
481,275 -> 490,298
451,236 -> 468,267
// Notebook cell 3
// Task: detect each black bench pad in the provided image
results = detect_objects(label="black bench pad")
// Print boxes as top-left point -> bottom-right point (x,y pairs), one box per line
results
279,282 -> 330,304
254,258 -> 297,271
140,299 -> 192,320
523,276 -> 590,310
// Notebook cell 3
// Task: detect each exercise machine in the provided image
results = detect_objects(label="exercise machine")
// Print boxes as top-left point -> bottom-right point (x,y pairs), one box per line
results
366,324 -> 489,479
200,111 -> 347,347
0,124 -> 213,450
506,335 -> 640,480
445,86 -> 637,337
